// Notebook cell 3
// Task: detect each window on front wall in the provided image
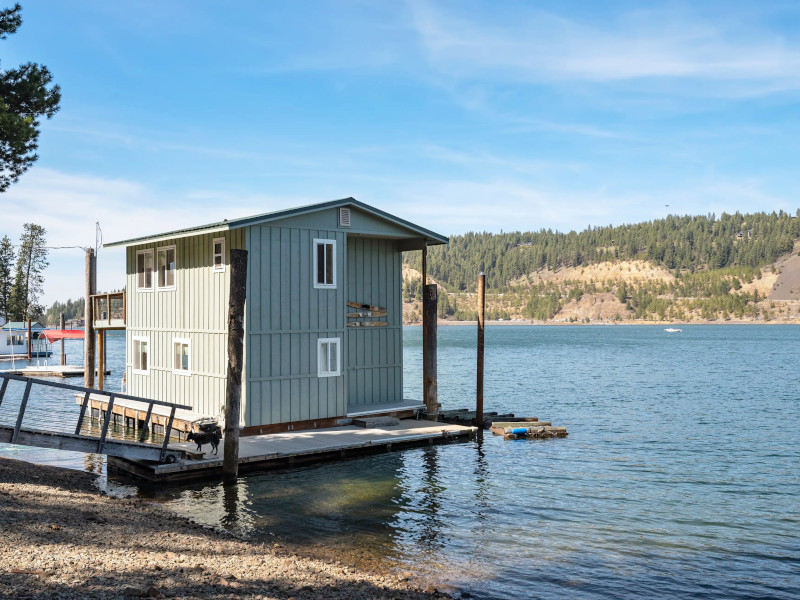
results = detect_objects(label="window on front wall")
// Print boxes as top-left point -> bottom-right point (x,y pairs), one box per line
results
313,239 -> 336,288
213,237 -> 225,272
137,250 -> 154,291
172,338 -> 191,375
317,337 -> 340,377
157,246 -> 176,290
133,337 -> 149,374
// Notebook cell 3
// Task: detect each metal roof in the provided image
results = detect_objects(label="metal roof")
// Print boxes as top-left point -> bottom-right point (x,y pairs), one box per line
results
105,198 -> 448,248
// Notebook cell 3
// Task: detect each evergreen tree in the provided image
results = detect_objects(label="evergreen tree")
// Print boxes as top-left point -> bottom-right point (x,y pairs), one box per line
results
9,222 -> 47,320
0,234 -> 13,321
0,3 -> 61,191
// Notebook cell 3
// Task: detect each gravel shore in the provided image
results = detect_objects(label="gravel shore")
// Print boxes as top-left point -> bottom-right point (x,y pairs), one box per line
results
0,457 -> 454,599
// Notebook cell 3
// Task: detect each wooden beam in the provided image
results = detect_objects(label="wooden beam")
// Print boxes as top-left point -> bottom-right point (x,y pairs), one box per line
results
97,331 -> 105,390
26,319 -> 31,360
476,272 -> 485,427
223,248 -> 248,480
59,313 -> 66,365
84,248 -> 96,389
423,283 -> 438,419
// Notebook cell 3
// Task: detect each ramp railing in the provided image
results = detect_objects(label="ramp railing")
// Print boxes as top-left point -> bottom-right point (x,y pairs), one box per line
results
0,372 -> 192,463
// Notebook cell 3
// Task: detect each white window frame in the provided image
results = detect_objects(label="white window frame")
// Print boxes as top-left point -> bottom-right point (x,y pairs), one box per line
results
313,238 -> 336,289
317,337 -> 341,377
212,237 -> 225,273
132,336 -> 150,375
156,245 -> 177,291
172,337 -> 191,376
136,249 -> 154,292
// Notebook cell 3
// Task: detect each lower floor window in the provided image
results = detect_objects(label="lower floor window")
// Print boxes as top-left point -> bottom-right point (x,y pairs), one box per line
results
133,337 -> 149,374
173,338 -> 191,375
318,337 -> 340,377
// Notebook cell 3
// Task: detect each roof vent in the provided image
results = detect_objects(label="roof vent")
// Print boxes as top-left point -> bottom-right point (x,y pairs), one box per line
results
339,207 -> 351,227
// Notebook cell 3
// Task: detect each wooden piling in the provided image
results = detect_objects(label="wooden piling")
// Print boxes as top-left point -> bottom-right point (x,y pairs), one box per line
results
26,319 -> 31,359
84,248 -> 96,389
223,248 -> 248,480
476,272 -> 485,427
59,313 -> 66,365
423,283 -> 438,419
97,331 -> 105,390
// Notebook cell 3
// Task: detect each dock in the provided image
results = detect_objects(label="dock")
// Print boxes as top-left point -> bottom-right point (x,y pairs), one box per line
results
110,419 -> 477,482
2,365 -> 111,378
439,408 -> 568,439
0,352 -> 52,361
75,392 -> 205,439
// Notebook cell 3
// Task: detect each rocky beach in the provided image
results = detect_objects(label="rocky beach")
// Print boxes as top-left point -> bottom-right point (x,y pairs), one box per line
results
0,458 -> 452,599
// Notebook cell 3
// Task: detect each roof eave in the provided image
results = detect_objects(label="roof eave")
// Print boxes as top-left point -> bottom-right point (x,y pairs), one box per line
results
104,197 -> 448,248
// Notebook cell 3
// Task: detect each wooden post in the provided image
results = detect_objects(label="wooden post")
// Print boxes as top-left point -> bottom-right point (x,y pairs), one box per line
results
223,248 -> 248,480
59,313 -> 66,365
421,242 -> 427,288
97,331 -> 105,390
421,242 -> 428,411
26,319 -> 31,359
423,283 -> 438,419
84,248 -> 96,388
476,272 -> 485,427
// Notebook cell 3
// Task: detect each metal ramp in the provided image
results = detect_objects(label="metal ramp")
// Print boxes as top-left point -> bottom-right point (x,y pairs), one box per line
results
0,373 -> 192,463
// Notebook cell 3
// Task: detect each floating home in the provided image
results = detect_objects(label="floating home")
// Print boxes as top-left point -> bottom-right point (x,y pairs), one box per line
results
0,321 -> 49,358
105,198 -> 447,434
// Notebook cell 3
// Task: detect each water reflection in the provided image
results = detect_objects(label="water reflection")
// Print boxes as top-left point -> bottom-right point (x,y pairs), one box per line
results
4,327 -> 800,600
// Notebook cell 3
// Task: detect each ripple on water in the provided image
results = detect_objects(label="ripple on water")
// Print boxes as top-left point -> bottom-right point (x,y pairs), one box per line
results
4,326 -> 800,599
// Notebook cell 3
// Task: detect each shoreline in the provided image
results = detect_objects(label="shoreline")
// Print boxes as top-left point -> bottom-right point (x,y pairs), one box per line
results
406,318 -> 800,326
0,457 -> 453,599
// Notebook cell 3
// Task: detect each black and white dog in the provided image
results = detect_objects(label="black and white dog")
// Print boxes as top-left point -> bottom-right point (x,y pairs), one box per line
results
186,426 -> 222,455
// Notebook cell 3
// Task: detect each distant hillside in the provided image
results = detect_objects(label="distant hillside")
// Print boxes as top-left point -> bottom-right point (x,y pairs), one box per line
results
402,210 -> 800,324
405,210 -> 800,292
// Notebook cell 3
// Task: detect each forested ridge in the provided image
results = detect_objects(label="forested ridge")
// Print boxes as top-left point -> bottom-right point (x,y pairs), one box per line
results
405,210 -> 800,292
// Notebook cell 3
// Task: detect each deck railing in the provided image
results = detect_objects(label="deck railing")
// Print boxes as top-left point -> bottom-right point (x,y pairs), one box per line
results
92,292 -> 125,329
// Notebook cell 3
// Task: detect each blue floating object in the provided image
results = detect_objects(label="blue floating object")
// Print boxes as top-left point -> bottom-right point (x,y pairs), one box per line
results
511,427 -> 529,435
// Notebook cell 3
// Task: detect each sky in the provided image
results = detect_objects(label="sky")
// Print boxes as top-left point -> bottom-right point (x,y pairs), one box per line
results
2,0 -> 800,305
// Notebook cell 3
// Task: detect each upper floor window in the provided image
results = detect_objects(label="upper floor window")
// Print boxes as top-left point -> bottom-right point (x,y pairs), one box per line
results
137,249 -> 153,291
133,336 -> 149,374
313,239 -> 336,289
172,338 -> 191,375
157,246 -> 176,290
213,237 -> 225,272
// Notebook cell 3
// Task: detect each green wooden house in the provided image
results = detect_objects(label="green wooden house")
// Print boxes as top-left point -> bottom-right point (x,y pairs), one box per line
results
106,198 -> 447,434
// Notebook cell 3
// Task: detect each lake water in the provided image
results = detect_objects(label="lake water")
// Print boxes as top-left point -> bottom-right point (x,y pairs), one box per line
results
1,326 -> 798,599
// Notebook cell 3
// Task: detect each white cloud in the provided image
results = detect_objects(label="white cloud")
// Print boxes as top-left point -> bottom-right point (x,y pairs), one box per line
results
1,169 -> 218,305
408,1 -> 800,94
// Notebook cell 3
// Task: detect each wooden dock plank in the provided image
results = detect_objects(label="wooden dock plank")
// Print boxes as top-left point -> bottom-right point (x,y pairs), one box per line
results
113,419 -> 476,480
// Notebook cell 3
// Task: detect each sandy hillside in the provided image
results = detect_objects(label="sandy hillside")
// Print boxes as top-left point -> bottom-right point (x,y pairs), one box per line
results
514,260 -> 676,286
768,241 -> 800,300
555,292 -> 632,322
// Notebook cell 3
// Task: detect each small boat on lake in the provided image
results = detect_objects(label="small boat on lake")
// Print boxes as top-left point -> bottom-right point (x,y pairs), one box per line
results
664,328 -> 682,333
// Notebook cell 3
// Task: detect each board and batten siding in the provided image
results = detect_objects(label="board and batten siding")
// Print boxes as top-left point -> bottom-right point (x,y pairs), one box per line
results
346,237 -> 402,408
125,229 -> 245,419
244,225 -> 346,427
